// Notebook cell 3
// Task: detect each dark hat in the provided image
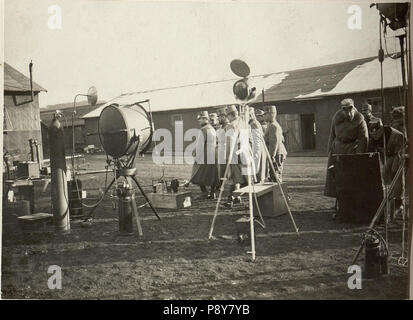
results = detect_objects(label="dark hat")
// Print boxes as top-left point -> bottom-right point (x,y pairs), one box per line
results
361,103 -> 372,112
255,109 -> 265,116
217,107 -> 227,116
226,105 -> 238,115
265,105 -> 277,114
197,111 -> 209,119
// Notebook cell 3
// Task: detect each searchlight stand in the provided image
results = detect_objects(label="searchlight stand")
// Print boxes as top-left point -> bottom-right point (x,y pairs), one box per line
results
83,136 -> 160,235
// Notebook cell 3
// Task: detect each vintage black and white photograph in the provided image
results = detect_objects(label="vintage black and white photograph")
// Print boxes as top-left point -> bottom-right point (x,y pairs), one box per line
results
1,0 -> 412,300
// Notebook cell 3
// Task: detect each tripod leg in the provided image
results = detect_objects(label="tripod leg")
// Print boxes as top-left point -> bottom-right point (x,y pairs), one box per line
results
131,175 -> 161,221
260,136 -> 299,235
83,177 -> 115,222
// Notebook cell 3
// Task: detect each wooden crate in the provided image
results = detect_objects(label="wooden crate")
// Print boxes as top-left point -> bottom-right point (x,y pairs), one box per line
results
233,182 -> 289,217
147,192 -> 192,210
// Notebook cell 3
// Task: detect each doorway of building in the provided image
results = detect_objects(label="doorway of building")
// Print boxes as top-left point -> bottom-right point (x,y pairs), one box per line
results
300,113 -> 316,150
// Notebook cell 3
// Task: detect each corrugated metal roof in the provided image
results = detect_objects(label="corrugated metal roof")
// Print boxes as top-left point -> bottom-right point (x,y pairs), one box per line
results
263,55 -> 403,101
83,55 -> 403,119
4,62 -> 47,92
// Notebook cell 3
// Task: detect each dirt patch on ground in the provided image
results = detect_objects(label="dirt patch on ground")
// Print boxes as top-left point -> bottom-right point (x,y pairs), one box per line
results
1,156 -> 409,299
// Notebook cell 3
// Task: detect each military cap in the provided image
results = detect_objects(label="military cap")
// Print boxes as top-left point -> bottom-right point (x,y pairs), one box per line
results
209,112 -> 218,119
391,106 -> 405,119
255,109 -> 265,116
226,105 -> 238,115
197,111 -> 209,119
264,105 -> 277,114
217,107 -> 227,116
361,103 -> 372,112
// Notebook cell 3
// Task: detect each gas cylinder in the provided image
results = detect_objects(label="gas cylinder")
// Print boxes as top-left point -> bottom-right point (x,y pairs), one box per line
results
117,182 -> 133,234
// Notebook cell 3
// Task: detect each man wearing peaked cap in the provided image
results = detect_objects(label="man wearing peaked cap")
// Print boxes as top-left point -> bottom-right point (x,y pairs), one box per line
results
324,98 -> 368,199
264,105 -> 287,183
209,112 -> 220,131
190,110 -> 219,200
197,110 -> 209,119
248,107 -> 265,182
255,108 -> 267,134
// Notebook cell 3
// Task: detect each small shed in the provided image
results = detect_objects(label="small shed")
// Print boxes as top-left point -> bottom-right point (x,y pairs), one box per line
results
3,62 -> 47,162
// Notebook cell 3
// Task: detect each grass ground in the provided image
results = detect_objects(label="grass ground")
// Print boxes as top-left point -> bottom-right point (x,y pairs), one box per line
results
1,154 -> 409,299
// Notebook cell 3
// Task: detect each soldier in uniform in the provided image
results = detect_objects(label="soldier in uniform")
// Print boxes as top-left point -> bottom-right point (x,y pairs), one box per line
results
190,111 -> 219,199
324,98 -> 368,198
209,112 -> 220,131
361,102 -> 381,152
369,118 -> 405,217
255,109 -> 267,134
390,106 -> 405,135
216,107 -> 229,183
248,107 -> 265,182
264,105 -> 287,183
223,105 -> 244,207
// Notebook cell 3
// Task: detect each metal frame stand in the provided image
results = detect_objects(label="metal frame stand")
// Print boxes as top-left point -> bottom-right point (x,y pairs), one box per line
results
83,144 -> 160,234
208,104 -> 299,261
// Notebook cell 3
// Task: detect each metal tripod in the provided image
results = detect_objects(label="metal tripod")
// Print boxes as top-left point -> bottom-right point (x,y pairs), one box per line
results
208,104 -> 299,260
83,142 -> 161,230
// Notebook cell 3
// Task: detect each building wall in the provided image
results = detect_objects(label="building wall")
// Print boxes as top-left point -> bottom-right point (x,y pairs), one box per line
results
3,93 -> 43,162
82,88 -> 403,156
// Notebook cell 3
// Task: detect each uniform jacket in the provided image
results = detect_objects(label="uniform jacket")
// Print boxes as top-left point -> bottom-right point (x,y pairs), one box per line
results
194,123 -> 216,164
264,120 -> 287,159
327,109 -> 368,155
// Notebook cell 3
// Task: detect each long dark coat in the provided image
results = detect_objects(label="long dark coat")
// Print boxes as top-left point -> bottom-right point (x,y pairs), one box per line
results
324,109 -> 368,197
190,124 -> 219,186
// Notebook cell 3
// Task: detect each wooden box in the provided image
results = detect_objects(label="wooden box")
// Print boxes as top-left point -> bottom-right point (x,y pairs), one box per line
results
147,192 -> 192,210
17,162 -> 40,179
233,182 -> 289,217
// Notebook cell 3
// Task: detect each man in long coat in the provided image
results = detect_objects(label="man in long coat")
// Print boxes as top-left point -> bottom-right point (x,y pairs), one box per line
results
190,111 -> 219,199
264,105 -> 287,183
223,105 -> 245,207
248,107 -> 265,183
324,98 -> 368,198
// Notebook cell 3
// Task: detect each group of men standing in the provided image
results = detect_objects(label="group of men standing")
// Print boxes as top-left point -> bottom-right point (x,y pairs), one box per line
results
324,98 -> 406,218
190,104 -> 287,207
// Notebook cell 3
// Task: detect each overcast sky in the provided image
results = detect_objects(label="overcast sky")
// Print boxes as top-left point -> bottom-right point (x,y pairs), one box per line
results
5,0 -> 401,107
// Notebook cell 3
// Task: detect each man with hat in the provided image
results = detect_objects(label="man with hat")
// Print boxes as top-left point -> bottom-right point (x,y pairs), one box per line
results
189,110 -> 219,199
216,107 -> 229,182
390,106 -> 406,135
264,105 -> 287,183
369,118 -> 405,218
223,104 -> 245,207
248,107 -> 265,182
361,102 -> 381,152
255,109 -> 267,134
324,98 -> 368,198
209,112 -> 220,131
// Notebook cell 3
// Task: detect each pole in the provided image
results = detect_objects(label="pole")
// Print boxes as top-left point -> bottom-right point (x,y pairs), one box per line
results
49,115 -> 70,233
244,105 -> 256,261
